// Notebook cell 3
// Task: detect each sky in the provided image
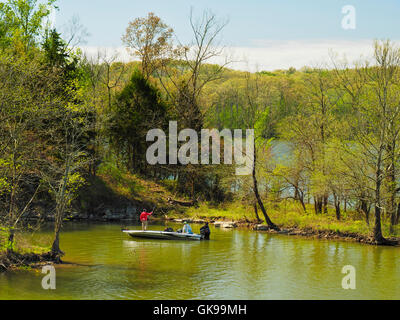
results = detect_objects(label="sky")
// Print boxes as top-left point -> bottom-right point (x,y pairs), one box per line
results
53,0 -> 400,71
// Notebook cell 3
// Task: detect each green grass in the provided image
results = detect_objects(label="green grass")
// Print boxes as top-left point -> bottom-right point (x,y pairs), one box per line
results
13,233 -> 52,255
97,161 -> 144,198
184,203 -> 252,221
179,200 -> 400,238
0,229 -> 51,260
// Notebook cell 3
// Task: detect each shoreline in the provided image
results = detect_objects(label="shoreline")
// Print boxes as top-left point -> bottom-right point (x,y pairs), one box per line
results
33,214 -> 400,246
2,214 -> 398,272
0,251 -> 59,273
164,216 -> 400,247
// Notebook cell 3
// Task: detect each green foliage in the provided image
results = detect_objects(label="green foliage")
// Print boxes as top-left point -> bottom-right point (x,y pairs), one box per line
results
0,3 -> 400,256
0,226 -> 14,252
42,29 -> 83,88
257,71 -> 277,77
108,68 -> 169,173
96,160 -> 146,199
255,108 -> 273,140
97,161 -> 125,184
0,159 -> 11,195
0,0 -> 57,52
160,179 -> 178,193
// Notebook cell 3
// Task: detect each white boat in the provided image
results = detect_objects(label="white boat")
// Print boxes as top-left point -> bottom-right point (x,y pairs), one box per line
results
123,230 -> 202,241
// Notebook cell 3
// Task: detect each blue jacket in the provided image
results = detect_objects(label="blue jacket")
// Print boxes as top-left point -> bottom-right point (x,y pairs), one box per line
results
182,224 -> 193,234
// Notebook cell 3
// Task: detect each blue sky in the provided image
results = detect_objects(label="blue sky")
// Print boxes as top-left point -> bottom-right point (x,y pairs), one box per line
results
54,0 -> 400,70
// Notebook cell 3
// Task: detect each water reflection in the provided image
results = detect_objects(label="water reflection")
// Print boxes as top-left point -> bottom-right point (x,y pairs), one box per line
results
0,222 -> 398,300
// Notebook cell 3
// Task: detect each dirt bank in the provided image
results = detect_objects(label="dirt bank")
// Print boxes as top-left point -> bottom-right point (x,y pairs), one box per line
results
0,251 -> 59,272
166,216 -> 400,246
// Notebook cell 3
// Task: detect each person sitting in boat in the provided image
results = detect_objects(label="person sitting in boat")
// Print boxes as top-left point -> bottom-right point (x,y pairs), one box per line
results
182,222 -> 193,234
200,222 -> 211,240
140,209 -> 153,231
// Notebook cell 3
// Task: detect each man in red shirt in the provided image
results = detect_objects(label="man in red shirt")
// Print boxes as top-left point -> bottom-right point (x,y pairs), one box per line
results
140,209 -> 153,231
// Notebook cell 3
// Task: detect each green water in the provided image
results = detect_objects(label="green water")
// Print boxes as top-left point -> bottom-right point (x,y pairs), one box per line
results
0,222 -> 399,300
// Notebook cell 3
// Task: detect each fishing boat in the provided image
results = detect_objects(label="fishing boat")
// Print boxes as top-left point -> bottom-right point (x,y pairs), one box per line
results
123,230 -> 203,241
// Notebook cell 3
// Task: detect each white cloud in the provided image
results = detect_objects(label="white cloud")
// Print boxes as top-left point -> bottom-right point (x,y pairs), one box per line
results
79,46 -> 132,62
80,39 -> 399,72
226,39 -> 376,71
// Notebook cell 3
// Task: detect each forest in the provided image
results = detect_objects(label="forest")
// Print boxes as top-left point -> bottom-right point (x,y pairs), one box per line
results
0,0 -> 399,270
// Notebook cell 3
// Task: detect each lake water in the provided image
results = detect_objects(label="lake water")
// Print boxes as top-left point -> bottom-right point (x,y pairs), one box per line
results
0,222 -> 399,300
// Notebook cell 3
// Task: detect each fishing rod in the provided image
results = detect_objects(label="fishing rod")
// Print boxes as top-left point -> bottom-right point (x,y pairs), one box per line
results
121,207 -> 156,231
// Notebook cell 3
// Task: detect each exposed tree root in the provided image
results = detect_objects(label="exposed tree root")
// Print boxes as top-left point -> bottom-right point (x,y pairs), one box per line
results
372,237 -> 399,246
0,250 -> 61,272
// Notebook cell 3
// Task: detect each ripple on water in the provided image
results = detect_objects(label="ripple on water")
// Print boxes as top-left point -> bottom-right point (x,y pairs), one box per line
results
0,223 -> 399,300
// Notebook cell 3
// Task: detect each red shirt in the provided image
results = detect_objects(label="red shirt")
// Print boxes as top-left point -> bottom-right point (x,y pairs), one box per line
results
140,211 -> 153,221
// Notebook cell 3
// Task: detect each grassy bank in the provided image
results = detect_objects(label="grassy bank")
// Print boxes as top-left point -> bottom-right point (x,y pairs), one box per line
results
3,167 -> 399,271
85,167 -> 399,243
0,233 -> 54,272
77,162 -> 188,215
169,200 -> 400,241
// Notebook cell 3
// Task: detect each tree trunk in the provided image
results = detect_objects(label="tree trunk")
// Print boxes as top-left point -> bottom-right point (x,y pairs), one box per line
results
51,229 -> 60,256
7,229 -> 15,254
51,158 -> 70,259
360,199 -> 370,225
323,195 -> 328,214
253,203 -> 262,223
294,186 -> 307,213
334,194 -> 341,221
51,205 -> 65,261
314,196 -> 323,214
335,204 -> 341,221
191,175 -> 195,202
390,204 -> 397,234
374,156 -> 386,244
252,142 -> 279,231
299,195 -> 307,213
387,143 -> 397,234
294,181 -> 300,200
374,205 -> 385,244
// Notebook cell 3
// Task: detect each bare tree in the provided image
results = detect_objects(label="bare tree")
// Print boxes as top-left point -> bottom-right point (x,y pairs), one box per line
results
240,71 -> 280,230
40,102 -> 94,259
333,40 -> 400,244
61,15 -> 90,51
157,8 -> 230,116
153,9 -> 231,201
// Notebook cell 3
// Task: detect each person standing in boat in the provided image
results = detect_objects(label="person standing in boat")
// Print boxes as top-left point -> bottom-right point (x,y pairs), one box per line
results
140,209 -> 153,231
200,222 -> 211,240
182,222 -> 193,234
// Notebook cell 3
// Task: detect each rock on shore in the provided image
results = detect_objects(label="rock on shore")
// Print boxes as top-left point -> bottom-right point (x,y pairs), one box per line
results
214,221 -> 237,229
